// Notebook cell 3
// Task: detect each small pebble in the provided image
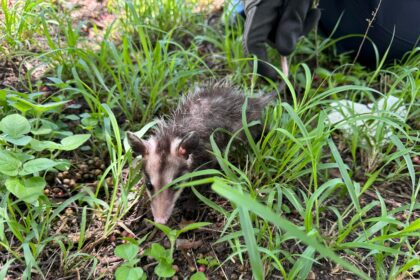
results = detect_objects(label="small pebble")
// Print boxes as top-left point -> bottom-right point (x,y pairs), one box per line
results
172,265 -> 179,272
69,179 -> 76,187
188,266 -> 196,272
307,271 -> 316,280
80,164 -> 88,171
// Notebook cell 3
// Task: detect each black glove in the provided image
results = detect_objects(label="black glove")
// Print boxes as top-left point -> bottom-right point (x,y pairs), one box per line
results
243,0 -> 321,80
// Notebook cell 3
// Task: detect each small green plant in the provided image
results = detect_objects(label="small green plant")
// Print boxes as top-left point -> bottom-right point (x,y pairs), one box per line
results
196,256 -> 219,269
146,243 -> 176,278
190,271 -> 207,280
146,220 -> 211,277
149,220 -> 211,258
114,242 -> 146,280
0,113 -> 90,202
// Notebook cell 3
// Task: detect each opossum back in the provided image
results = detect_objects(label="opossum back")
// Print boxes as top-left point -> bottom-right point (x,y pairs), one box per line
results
177,85 -> 275,123
161,84 -> 277,145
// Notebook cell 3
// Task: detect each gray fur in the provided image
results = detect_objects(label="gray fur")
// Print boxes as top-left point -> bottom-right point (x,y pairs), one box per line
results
158,84 -> 275,152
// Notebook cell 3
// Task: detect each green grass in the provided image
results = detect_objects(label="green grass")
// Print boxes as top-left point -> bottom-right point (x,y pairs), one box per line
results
0,0 -> 419,279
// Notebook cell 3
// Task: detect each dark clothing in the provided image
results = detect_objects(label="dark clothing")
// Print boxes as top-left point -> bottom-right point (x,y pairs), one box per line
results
318,0 -> 420,66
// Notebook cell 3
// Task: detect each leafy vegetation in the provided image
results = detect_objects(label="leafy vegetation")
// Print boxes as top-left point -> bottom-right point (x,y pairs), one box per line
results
0,0 -> 418,279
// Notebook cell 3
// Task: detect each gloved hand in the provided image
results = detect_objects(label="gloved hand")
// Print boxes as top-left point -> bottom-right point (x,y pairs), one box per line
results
243,0 -> 321,80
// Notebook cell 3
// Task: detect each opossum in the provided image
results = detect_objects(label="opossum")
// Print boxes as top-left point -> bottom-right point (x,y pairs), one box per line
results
127,84 -> 277,224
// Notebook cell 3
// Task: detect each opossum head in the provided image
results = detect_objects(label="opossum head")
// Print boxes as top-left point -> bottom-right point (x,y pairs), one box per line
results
127,131 -> 199,224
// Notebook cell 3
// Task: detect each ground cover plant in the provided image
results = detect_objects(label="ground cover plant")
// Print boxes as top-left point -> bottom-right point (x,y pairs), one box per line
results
0,0 -> 419,279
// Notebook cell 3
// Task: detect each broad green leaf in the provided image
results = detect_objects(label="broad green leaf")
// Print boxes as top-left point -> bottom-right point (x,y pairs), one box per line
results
31,127 -> 53,135
39,119 -> 59,130
154,260 -> 175,278
12,152 -> 34,162
3,135 -> 32,146
81,115 -> 98,127
54,160 -> 71,171
8,95 -> 68,114
64,115 -> 80,121
20,158 -> 59,176
115,243 -> 139,260
30,135 -> 90,152
0,150 -> 22,176
148,243 -> 168,260
115,265 -> 144,280
190,272 -> 206,280
5,177 -> 45,203
60,134 -> 91,150
0,114 -> 31,138
30,139 -> 61,151
8,96 -> 35,113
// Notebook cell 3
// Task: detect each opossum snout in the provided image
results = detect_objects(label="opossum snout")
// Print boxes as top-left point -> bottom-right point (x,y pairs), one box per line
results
154,216 -> 170,224
150,188 -> 183,224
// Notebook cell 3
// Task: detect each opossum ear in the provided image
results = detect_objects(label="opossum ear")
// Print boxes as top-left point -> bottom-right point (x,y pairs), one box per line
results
178,132 -> 199,158
127,132 -> 148,157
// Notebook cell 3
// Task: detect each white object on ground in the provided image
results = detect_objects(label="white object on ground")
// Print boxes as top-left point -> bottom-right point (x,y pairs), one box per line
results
326,96 -> 407,146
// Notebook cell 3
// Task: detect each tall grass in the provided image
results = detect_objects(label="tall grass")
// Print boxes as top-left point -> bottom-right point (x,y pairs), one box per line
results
0,0 -> 418,279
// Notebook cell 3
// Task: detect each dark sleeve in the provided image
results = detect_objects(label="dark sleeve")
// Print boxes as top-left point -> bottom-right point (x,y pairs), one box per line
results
318,0 -> 420,67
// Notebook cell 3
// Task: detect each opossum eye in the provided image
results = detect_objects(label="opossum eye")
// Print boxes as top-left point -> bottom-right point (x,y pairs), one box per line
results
145,180 -> 153,193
